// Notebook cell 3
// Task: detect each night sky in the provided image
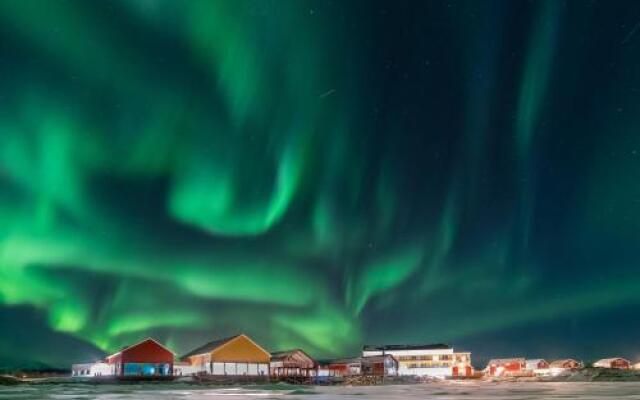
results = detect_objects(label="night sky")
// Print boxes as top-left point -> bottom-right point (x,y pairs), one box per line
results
1,0 -> 640,369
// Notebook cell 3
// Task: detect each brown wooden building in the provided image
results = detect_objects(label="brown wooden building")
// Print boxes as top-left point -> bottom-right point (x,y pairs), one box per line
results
549,359 -> 582,370
270,349 -> 316,377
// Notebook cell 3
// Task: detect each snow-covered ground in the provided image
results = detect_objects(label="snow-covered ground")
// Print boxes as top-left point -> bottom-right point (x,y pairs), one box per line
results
2,381 -> 640,399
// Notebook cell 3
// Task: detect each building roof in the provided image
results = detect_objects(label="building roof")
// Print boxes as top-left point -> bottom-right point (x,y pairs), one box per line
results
180,335 -> 240,360
106,337 -> 174,359
363,343 -> 451,351
318,357 -> 362,365
487,358 -> 526,365
594,357 -> 630,364
270,349 -> 315,362
549,359 -> 581,368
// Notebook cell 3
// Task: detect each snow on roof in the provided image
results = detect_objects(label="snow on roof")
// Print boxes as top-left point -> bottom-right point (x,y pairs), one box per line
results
549,359 -> 581,368
487,358 -> 526,365
594,357 -> 630,364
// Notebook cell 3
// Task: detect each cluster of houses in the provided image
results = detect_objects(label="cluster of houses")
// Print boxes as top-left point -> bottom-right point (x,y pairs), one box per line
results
484,357 -> 640,377
71,334 -> 473,380
71,333 -> 640,381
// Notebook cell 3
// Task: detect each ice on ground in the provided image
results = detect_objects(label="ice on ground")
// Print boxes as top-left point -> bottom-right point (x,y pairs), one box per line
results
3,381 -> 640,399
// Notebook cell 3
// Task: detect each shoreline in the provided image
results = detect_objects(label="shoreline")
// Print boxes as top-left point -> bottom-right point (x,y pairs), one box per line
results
4,368 -> 640,386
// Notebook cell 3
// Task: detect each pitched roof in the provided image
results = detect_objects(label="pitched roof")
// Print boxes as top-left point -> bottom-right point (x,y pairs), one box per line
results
549,359 -> 581,368
270,349 -> 315,362
180,335 -> 240,360
595,357 -> 630,364
487,358 -> 526,365
107,337 -> 174,359
363,343 -> 451,351
322,357 -> 362,365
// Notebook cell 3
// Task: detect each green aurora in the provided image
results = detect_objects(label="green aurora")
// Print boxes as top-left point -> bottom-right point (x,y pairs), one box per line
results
1,0 -> 640,367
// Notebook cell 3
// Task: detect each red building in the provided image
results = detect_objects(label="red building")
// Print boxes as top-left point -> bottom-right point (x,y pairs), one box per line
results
485,358 -> 526,377
525,359 -> 549,370
321,358 -> 360,377
106,338 -> 174,377
593,358 -> 631,369
549,359 -> 582,370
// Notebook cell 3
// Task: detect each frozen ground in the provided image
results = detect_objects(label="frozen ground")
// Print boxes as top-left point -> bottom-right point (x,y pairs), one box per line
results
3,381 -> 640,400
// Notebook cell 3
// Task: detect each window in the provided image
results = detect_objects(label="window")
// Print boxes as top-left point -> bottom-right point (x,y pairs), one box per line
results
123,363 -> 171,376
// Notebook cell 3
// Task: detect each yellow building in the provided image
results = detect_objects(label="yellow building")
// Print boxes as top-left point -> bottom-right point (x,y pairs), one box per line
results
180,334 -> 270,376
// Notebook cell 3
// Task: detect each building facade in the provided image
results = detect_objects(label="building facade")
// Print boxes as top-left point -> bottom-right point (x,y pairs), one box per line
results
72,338 -> 174,378
318,355 -> 398,378
525,359 -> 550,376
360,355 -> 398,377
71,362 -> 114,377
270,349 -> 316,377
549,359 -> 583,376
593,358 -> 631,369
362,344 -> 471,378
106,338 -> 174,377
180,334 -> 270,376
485,358 -> 526,377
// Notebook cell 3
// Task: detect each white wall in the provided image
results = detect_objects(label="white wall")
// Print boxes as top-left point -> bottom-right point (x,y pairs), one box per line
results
207,362 -> 267,376
398,365 -> 451,378
533,368 -> 551,376
92,363 -> 114,376
212,362 -> 224,375
174,364 -> 201,376
248,363 -> 258,375
236,363 -> 248,375
224,363 -> 236,375
72,362 -> 115,377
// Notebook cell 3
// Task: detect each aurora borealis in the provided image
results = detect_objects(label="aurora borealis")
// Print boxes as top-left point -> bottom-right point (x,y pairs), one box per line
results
1,0 -> 640,368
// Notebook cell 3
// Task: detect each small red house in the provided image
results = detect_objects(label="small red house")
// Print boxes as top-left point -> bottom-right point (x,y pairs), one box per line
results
525,359 -> 549,370
485,358 -> 526,377
549,359 -> 582,370
593,358 -> 631,369
106,338 -> 174,377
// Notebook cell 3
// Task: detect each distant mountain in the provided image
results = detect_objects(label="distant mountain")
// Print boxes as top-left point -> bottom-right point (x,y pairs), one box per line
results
0,359 -> 64,374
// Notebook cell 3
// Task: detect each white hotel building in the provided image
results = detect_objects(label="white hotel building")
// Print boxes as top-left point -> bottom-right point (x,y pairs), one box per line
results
362,343 -> 472,378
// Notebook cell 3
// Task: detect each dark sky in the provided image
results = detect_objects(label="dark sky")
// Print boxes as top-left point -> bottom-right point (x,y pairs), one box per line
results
1,0 -> 640,369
